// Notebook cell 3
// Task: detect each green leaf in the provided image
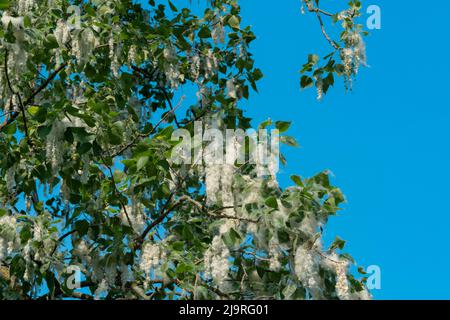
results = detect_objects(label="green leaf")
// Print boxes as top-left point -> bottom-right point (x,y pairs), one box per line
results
45,271 -> 55,296
258,118 -> 273,130
222,228 -> 242,247
176,262 -> 193,274
253,68 -> 264,81
137,156 -> 149,171
358,266 -> 367,275
228,15 -> 240,29
2,122 -> 16,135
28,105 -> 47,123
275,121 -> 291,133
330,236 -> 346,250
182,225 -> 194,240
108,121 -> 125,145
27,106 -> 39,116
340,253 -> 355,264
300,75 -> 314,89
121,159 -> 135,168
323,72 -> 335,94
308,54 -> 319,65
172,241 -> 184,251
282,283 -> 297,299
281,135 -> 299,147
77,142 -> 92,155
290,175 -> 304,187
265,197 -> 278,209
168,0 -> 178,12
44,34 -> 59,50
198,26 -> 211,38
0,0 -> 10,10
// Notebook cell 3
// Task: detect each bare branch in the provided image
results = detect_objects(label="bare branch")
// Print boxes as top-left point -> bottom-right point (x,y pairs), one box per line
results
303,0 -> 340,50
137,194 -> 187,247
101,156 -> 134,229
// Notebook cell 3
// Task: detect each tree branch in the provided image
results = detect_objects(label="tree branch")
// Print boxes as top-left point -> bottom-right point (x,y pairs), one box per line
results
315,11 -> 339,50
303,0 -> 339,50
136,194 -> 187,248
0,61 -> 67,132
101,156 -> 134,229
175,195 -> 259,223
158,85 -> 181,128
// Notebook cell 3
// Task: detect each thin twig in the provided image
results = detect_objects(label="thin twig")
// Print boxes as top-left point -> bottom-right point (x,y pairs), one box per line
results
180,195 -> 259,223
101,156 -> 134,229
0,61 -> 67,132
304,1 -> 339,50
137,194 -> 187,247
316,11 -> 339,50
158,85 -> 181,128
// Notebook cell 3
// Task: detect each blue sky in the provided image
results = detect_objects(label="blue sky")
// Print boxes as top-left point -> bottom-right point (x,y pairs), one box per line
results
234,0 -> 450,299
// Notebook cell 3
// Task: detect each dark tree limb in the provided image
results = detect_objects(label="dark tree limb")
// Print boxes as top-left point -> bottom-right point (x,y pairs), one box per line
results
0,61 -> 67,132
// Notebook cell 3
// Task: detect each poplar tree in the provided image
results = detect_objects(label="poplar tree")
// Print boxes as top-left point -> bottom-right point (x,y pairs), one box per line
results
0,0 -> 370,300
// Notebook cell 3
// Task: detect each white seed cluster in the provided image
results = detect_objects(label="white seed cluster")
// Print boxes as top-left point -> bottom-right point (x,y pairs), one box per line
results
72,28 -> 97,66
203,235 -> 231,289
139,242 -> 166,281
80,154 -> 90,184
316,75 -> 323,101
109,28 -> 122,77
1,12 -> 27,78
45,120 -> 67,173
226,78 -> 237,99
17,0 -> 35,15
211,13 -> 225,44
54,19 -> 71,48
268,236 -> 282,271
294,246 -> 322,298
335,259 -> 350,300
340,32 -> 367,90
204,164 -> 221,205
128,45 -> 137,65
204,49 -> 218,80
190,53 -> 201,80
163,45 -> 184,89
6,166 -> 16,194
0,215 -> 17,263
120,202 -> 146,235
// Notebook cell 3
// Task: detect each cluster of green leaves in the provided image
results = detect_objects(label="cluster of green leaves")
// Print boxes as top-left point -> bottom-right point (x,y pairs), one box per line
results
0,0 -> 368,300
300,0 -> 368,95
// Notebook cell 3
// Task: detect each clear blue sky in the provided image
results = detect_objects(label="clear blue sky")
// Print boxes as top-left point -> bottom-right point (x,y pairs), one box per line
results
234,0 -> 450,299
